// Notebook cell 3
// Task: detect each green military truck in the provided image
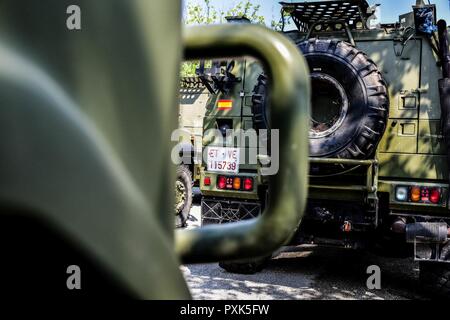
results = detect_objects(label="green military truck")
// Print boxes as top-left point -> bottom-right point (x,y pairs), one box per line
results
175,77 -> 208,227
197,1 -> 450,297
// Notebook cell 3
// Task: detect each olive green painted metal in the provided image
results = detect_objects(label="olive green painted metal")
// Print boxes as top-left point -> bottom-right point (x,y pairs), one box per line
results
309,158 -> 378,192
283,26 -> 450,214
179,79 -> 208,181
0,0 -> 190,299
309,158 -> 376,166
176,24 -> 311,263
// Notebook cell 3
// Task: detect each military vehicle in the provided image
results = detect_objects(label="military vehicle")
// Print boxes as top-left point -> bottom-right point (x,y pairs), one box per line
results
197,0 -> 450,297
0,0 -> 310,298
174,77 -> 208,227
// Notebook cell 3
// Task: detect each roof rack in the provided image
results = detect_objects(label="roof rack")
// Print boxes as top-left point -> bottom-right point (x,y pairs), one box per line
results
280,0 -> 370,32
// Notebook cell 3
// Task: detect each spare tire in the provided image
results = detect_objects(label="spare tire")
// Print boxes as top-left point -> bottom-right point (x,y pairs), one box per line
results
252,39 -> 389,159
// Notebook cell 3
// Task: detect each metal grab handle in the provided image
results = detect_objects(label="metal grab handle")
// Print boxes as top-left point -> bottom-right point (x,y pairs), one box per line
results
176,24 -> 311,263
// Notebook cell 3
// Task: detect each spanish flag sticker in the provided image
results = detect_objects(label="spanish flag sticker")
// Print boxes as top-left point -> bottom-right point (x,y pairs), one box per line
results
217,99 -> 232,110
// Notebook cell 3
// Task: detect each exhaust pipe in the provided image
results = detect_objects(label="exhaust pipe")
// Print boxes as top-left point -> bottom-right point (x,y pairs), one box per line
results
405,222 -> 449,243
391,218 -> 450,241
391,217 -> 407,234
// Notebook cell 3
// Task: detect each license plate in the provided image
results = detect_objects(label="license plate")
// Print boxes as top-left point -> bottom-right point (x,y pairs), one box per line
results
206,147 -> 239,174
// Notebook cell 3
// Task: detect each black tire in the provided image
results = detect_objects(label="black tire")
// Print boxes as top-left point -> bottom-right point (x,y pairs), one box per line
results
252,39 -> 389,159
175,165 -> 193,228
219,256 -> 270,274
202,195 -> 270,274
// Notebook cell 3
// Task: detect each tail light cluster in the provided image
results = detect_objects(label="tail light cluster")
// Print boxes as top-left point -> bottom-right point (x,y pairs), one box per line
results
209,175 -> 254,191
395,185 -> 443,204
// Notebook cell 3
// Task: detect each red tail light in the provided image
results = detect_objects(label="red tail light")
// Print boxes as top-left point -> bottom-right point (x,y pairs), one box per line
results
217,176 -> 226,189
216,175 -> 253,191
394,184 -> 444,205
243,178 -> 253,191
204,176 -> 211,186
430,188 -> 441,204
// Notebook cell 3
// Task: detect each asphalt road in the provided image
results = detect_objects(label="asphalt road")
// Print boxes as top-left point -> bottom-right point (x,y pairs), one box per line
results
181,200 -> 429,300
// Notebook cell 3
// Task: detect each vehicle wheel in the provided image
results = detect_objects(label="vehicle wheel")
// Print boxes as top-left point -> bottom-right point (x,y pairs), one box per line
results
174,165 -> 193,228
219,256 -> 270,274
201,197 -> 270,274
419,261 -> 450,298
252,39 -> 389,159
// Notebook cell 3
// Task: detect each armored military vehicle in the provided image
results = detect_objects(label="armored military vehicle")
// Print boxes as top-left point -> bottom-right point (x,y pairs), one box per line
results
175,77 -> 208,227
198,0 -> 450,297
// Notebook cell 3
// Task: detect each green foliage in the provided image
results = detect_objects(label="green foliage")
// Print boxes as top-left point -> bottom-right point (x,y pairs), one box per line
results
271,10 -> 291,31
180,61 -> 199,78
180,1 -> 292,76
183,0 -> 265,25
225,2 -> 265,25
185,0 -> 218,25
181,0 -> 267,77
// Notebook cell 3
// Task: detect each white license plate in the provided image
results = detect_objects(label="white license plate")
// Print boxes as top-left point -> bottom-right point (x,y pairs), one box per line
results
206,147 -> 239,174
